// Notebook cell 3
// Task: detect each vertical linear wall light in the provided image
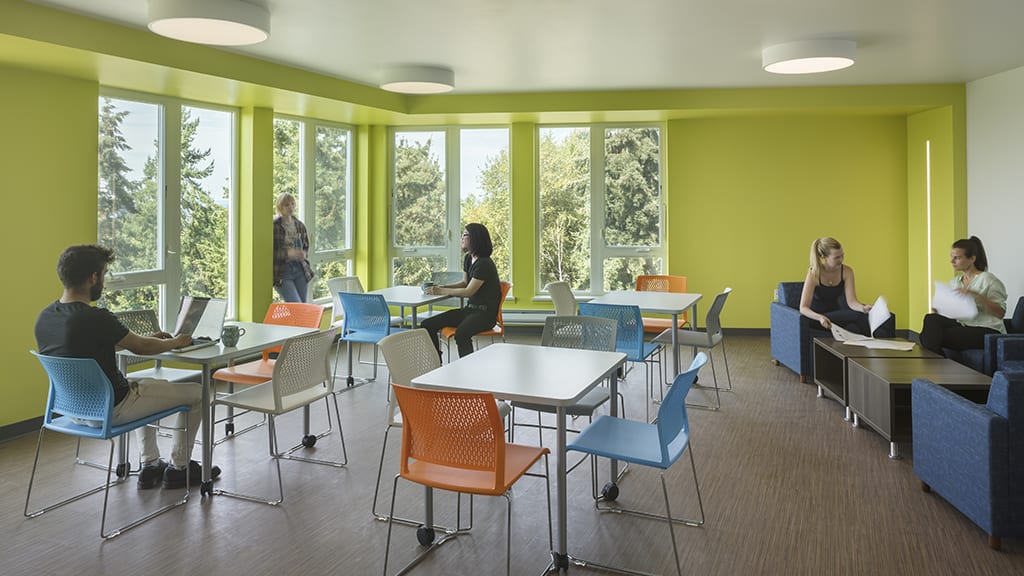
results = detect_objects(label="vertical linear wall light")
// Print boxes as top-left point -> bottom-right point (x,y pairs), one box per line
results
148,0 -> 271,46
926,140 -> 933,310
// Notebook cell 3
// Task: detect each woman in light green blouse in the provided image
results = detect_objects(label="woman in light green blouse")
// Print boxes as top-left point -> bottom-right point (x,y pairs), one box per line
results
920,236 -> 1007,355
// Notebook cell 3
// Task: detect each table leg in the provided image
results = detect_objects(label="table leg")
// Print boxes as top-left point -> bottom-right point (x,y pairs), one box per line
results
553,405 -> 569,570
411,307 -> 418,329
608,372 -> 620,482
201,364 -> 213,496
670,313 -> 680,378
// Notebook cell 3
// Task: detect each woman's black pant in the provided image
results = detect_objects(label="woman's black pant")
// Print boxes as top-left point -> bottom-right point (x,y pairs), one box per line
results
919,313 -> 998,355
420,307 -> 497,359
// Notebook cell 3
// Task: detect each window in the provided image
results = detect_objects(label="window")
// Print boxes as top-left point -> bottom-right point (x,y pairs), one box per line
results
97,93 -> 236,324
390,128 -> 510,285
272,117 -> 354,301
538,125 -> 664,294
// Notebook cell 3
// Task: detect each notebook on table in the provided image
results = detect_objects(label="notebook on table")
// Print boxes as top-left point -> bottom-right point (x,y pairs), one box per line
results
172,296 -> 227,352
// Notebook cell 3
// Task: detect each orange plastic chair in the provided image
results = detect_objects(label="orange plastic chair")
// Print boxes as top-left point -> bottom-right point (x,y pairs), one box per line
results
382,384 -> 551,576
439,280 -> 512,358
212,303 -> 325,437
636,274 -> 689,334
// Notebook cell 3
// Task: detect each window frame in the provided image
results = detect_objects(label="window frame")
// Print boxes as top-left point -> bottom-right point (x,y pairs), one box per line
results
536,122 -> 667,296
272,114 -> 355,304
98,88 -> 239,324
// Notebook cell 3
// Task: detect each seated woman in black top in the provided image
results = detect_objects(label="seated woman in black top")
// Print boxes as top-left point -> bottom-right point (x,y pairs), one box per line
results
421,223 -> 502,359
799,237 -> 877,336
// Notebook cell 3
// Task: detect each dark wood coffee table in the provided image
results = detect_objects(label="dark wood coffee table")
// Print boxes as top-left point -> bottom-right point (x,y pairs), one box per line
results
847,357 -> 991,459
813,338 -> 940,421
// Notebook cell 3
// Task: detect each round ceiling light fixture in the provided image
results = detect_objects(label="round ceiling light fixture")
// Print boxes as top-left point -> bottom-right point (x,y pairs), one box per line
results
380,65 -> 455,94
762,40 -> 856,74
148,0 -> 271,46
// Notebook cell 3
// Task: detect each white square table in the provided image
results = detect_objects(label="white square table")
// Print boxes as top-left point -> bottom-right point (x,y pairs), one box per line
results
368,285 -> 449,328
588,290 -> 702,378
118,321 -> 319,495
412,342 -> 627,572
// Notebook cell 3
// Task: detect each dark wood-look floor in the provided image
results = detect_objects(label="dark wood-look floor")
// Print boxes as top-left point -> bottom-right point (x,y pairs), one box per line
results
2,332 -> 1020,576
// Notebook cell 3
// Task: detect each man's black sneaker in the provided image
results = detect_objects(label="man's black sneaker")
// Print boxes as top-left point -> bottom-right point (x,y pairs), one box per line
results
163,460 -> 221,489
138,459 -> 169,489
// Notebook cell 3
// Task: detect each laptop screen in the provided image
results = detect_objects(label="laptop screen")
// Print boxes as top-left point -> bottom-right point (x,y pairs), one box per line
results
173,296 -> 227,339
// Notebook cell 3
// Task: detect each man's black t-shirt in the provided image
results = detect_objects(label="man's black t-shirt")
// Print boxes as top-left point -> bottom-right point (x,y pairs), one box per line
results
35,301 -> 131,405
463,253 -> 501,313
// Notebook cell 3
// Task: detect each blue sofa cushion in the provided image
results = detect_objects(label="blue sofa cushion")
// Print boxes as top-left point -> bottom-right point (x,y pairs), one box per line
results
778,281 -> 803,309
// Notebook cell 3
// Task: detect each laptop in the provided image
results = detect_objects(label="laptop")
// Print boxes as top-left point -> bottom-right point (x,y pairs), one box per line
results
171,296 -> 227,352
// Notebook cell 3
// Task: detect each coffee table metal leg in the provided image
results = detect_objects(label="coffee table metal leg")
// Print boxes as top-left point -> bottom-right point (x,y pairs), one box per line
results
889,442 -> 900,460
844,407 -> 851,422
816,385 -> 823,398
852,413 -> 859,428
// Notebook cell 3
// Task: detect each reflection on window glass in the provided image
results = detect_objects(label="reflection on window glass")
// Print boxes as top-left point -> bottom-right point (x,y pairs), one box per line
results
393,256 -> 448,287
314,126 -> 350,253
539,127 -> 591,291
394,131 -> 446,248
98,97 -> 160,274
181,106 -> 231,299
603,257 -> 662,292
310,260 -> 351,301
273,118 -> 300,206
604,128 -> 661,248
99,285 -> 161,315
460,128 -> 510,280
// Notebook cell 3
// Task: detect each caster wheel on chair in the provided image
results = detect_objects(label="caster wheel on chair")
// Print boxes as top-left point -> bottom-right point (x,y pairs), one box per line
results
116,462 -> 131,478
301,434 -> 317,448
201,481 -> 214,497
346,375 -> 355,387
601,482 -> 619,502
416,525 -> 435,546
225,422 -> 235,436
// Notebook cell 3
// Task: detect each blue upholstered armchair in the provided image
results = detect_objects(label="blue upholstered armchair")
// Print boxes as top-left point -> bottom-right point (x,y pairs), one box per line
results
912,371 -> 1024,550
769,281 -> 896,383
770,282 -> 820,382
944,296 -> 1024,375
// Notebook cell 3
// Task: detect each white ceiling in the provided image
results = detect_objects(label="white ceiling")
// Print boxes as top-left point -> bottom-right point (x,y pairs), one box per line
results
27,0 -> 1024,94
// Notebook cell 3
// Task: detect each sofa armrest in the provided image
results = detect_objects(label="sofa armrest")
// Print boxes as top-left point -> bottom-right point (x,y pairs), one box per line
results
912,378 -> 1009,534
983,333 -> 1024,375
996,335 -> 1024,372
770,302 -> 812,378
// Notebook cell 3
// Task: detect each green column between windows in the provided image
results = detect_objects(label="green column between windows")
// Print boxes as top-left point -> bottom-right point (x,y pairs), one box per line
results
354,124 -> 391,290
509,122 -> 538,304
239,106 -> 274,322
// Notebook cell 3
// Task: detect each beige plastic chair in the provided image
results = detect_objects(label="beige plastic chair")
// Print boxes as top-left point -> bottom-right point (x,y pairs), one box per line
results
212,328 -> 346,505
545,280 -> 578,316
114,310 -> 201,383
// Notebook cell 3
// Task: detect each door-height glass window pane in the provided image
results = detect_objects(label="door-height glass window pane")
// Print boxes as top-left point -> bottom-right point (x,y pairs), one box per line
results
273,119 -> 301,200
394,256 -> 448,286
604,127 -> 661,248
100,286 -> 160,314
539,127 -> 592,291
460,128 -> 510,280
98,97 -> 161,275
314,125 -> 350,253
181,106 -> 232,299
394,131 -> 447,248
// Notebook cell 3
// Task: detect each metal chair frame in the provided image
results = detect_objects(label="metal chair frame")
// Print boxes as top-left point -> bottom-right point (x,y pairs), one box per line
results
25,352 -> 191,539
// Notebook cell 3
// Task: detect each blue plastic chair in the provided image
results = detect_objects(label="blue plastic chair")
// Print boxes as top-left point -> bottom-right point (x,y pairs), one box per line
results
25,351 -> 191,539
566,352 -> 709,576
338,292 -> 407,388
579,301 -> 663,422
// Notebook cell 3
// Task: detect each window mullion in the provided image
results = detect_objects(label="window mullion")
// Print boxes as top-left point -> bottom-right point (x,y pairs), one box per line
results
590,126 -> 606,294
162,104 -> 183,326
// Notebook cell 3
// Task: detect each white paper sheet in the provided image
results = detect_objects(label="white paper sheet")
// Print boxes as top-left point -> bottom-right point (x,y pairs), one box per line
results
868,295 -> 891,335
843,339 -> 917,351
932,281 -> 977,320
830,324 -> 869,342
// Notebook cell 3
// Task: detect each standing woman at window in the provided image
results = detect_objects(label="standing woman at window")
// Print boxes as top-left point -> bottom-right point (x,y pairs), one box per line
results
421,223 -> 502,359
272,192 -> 314,303
920,236 -> 1007,355
799,236 -> 878,336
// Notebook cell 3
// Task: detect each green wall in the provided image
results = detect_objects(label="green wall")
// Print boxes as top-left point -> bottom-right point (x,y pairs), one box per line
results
1,65 -> 98,429
0,6 -> 969,429
666,115 -> 910,329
